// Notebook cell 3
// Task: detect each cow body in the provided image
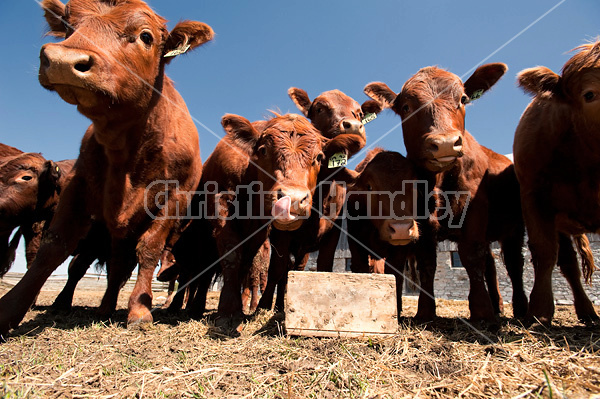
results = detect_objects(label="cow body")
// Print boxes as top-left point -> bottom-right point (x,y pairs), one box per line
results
514,42 -> 600,324
345,149 -> 420,318
364,64 -> 528,322
0,0 -> 213,335
0,148 -> 75,276
256,89 -> 369,312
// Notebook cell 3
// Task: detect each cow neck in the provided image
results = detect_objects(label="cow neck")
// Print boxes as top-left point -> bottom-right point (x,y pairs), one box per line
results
93,77 -> 179,166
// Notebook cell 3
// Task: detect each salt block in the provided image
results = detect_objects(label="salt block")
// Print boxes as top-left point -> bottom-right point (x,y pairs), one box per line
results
285,271 -> 398,338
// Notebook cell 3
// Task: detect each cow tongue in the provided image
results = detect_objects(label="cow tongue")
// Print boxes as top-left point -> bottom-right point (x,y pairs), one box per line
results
271,195 -> 296,222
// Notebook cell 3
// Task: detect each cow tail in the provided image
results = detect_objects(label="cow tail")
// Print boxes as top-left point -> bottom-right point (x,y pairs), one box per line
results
574,234 -> 596,285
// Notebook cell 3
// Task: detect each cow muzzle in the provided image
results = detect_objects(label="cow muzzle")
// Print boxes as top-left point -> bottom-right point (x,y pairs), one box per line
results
271,187 -> 311,231
424,133 -> 463,171
338,119 -> 365,137
39,44 -> 96,89
380,219 -> 419,246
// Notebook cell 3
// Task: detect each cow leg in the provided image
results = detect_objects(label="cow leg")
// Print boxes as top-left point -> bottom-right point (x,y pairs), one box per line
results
385,249 -> 408,318
258,232 -> 291,311
161,279 -> 177,309
500,233 -> 528,319
52,252 -> 95,310
0,181 -> 91,336
484,249 -> 504,316
457,241 -> 496,322
127,222 -> 173,325
97,238 -> 136,317
556,233 -> 599,323
0,230 -> 20,277
414,238 -> 438,322
522,195 -> 558,325
316,222 -> 342,272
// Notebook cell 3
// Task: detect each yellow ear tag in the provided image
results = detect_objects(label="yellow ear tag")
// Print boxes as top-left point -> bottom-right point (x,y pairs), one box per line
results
55,166 -> 59,172
469,89 -> 484,102
164,44 -> 191,58
361,113 -> 377,125
328,152 -> 348,168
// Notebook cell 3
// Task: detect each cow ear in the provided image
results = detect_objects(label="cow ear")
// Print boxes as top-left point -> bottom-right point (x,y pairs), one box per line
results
361,99 -> 383,116
364,82 -> 397,109
463,63 -> 507,101
517,66 -> 561,97
41,0 -> 67,38
288,87 -> 312,116
330,168 -> 360,187
164,21 -> 214,62
323,133 -> 366,160
221,114 -> 260,149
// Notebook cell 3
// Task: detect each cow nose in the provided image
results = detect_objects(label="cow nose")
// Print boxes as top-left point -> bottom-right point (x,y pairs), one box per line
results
339,119 -> 365,136
40,44 -> 95,85
280,187 -> 311,216
425,134 -> 463,159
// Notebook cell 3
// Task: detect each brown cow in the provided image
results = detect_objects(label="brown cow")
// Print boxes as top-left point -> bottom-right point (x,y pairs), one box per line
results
256,88 -> 370,311
0,0 -> 213,336
364,64 -> 528,322
514,41 -> 600,324
345,148 -> 420,318
0,149 -> 74,276
200,113 -> 364,327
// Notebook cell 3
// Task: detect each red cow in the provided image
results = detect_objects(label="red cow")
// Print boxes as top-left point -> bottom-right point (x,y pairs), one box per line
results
364,64 -> 528,322
200,113 -> 364,328
345,148 -> 420,318
0,0 -> 213,336
256,88 -> 370,311
0,149 -> 74,275
514,41 -> 600,324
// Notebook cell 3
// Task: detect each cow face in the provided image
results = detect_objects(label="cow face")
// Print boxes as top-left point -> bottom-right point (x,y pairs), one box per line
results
518,42 -> 600,127
222,113 -> 364,232
0,154 -> 60,230
348,149 -> 420,246
364,63 -> 506,172
288,88 -> 368,141
39,0 -> 213,120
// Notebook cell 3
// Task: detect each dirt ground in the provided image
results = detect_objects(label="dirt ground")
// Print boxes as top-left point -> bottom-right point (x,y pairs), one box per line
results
1,284 -> 600,398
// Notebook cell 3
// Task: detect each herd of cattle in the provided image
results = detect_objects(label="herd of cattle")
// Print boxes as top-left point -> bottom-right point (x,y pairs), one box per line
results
1,0 -> 600,338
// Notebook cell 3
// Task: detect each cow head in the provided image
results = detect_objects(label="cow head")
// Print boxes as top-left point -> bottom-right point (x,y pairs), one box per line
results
221,113 -> 364,231
347,149 -> 420,246
0,153 -> 63,231
39,0 -> 214,120
518,41 -> 600,126
364,63 -> 507,172
288,88 -> 369,146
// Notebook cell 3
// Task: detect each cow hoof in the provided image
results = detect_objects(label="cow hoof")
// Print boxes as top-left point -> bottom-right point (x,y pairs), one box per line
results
127,309 -> 153,327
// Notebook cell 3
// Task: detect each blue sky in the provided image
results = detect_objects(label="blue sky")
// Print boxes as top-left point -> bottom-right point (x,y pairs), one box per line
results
1,0 -> 599,274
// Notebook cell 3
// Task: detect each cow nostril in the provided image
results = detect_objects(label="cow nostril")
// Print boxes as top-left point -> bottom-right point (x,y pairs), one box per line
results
300,193 -> 309,205
429,143 -> 439,153
454,136 -> 463,148
75,62 -> 91,73
276,189 -> 284,200
74,56 -> 93,73
40,50 -> 50,69
342,121 -> 352,130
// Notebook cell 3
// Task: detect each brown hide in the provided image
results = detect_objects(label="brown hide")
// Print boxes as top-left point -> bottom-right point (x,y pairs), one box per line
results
346,149 -> 420,317
364,64 -> 528,322
0,0 -> 212,335
514,41 -> 600,324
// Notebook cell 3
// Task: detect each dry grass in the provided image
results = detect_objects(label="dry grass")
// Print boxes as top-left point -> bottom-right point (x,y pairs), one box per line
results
1,286 -> 600,398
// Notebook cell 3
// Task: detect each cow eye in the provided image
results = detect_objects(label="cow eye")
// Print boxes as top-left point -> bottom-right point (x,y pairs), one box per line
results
258,146 -> 267,156
315,152 -> 324,163
20,175 -> 33,182
460,95 -> 469,105
139,31 -> 153,46
401,104 -> 410,114
583,91 -> 595,103
366,183 -> 372,191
